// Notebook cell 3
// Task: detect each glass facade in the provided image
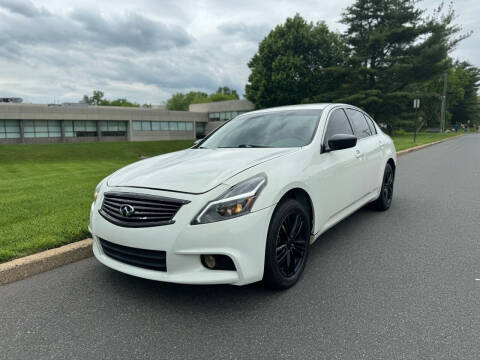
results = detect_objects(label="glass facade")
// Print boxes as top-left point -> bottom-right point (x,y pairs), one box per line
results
65,120 -> 97,137
99,121 -> 127,136
64,120 -> 127,137
132,121 -> 194,132
0,120 -> 21,139
24,120 -> 62,138
208,111 -> 249,121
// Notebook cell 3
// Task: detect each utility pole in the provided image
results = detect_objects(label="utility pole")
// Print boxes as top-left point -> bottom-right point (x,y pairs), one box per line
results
413,98 -> 421,143
440,72 -> 448,132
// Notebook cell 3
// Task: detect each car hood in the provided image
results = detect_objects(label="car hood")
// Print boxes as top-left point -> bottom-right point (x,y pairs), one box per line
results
107,147 -> 299,194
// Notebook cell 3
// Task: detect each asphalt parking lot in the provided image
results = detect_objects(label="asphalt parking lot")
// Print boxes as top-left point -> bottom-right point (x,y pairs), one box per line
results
1,134 -> 479,359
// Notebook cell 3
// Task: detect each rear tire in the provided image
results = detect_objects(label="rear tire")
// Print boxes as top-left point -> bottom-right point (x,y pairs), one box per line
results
263,199 -> 310,290
372,163 -> 394,211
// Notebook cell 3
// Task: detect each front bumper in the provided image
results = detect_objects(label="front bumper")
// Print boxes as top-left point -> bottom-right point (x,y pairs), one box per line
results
90,186 -> 274,285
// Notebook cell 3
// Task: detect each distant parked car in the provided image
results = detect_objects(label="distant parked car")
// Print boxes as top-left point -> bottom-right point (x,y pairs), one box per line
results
89,104 -> 397,289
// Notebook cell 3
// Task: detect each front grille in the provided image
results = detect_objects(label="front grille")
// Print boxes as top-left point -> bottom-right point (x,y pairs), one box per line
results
99,238 -> 167,271
99,191 -> 190,228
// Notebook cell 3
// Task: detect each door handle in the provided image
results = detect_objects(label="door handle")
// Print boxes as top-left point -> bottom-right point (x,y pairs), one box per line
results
355,149 -> 364,159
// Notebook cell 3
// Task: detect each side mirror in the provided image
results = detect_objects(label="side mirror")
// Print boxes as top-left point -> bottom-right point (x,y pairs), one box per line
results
193,139 -> 202,146
327,134 -> 357,151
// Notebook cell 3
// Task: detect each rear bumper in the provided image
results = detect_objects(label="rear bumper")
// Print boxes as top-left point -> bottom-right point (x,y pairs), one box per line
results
90,186 -> 274,285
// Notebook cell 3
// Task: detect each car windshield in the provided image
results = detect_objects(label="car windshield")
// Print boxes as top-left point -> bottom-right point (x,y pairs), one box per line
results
198,110 -> 322,148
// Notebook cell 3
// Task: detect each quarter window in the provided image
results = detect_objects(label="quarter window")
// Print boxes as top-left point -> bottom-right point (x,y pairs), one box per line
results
364,114 -> 377,134
323,109 -> 353,149
346,109 -> 372,139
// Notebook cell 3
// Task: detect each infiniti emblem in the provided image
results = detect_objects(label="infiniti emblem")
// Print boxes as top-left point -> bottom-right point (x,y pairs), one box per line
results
119,204 -> 135,217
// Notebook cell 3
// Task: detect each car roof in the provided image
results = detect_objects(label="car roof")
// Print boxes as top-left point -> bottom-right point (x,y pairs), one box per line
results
245,103 -> 351,116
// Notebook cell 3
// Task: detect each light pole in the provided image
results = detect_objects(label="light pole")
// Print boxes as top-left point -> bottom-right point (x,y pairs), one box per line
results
413,98 -> 420,143
440,72 -> 448,132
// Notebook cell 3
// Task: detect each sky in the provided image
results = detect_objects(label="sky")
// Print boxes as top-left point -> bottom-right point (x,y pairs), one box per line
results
0,0 -> 478,104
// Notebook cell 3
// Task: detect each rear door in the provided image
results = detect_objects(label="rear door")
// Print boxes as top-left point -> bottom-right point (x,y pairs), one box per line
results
345,108 -> 383,195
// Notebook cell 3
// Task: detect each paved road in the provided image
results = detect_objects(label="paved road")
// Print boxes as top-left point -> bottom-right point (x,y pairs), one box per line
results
2,135 -> 480,359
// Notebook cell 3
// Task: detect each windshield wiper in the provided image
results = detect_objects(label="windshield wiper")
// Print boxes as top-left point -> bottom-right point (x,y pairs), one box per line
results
237,144 -> 271,148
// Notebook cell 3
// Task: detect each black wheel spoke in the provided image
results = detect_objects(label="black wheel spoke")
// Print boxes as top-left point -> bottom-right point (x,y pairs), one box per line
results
289,214 -> 300,239
280,224 -> 289,240
277,245 -> 288,265
292,239 -> 306,250
292,219 -> 304,240
286,251 -> 291,271
275,210 -> 309,278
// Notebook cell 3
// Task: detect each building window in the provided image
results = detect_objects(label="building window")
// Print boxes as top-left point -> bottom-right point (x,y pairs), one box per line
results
207,111 -> 248,122
133,121 -> 142,131
24,120 -> 61,138
0,120 -> 20,139
196,122 -> 206,136
65,120 -> 97,137
100,121 -> 127,137
131,120 -> 194,132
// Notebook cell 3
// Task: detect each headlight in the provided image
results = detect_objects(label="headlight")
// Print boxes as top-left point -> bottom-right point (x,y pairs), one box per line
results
93,178 -> 107,203
191,173 -> 267,225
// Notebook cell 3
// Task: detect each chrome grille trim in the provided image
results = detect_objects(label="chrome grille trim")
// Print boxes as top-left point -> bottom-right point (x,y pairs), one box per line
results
99,191 -> 190,228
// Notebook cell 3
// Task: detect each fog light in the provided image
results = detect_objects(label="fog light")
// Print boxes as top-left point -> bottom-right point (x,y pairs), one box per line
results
201,254 -> 236,271
202,255 -> 216,269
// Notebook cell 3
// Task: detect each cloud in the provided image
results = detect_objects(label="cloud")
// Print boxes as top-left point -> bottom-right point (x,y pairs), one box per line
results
217,22 -> 270,42
70,9 -> 193,51
0,0 -> 477,105
0,3 -> 193,52
0,0 -> 49,18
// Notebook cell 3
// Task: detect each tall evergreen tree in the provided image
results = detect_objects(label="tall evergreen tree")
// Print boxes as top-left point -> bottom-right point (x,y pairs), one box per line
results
308,1 -> 467,132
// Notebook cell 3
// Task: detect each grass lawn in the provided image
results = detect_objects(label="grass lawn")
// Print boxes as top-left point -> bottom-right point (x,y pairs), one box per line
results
392,131 -> 463,151
0,140 -> 193,263
0,132 -> 464,263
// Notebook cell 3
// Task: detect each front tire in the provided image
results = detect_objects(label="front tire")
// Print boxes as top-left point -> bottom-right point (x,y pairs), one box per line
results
373,163 -> 394,211
263,199 -> 311,289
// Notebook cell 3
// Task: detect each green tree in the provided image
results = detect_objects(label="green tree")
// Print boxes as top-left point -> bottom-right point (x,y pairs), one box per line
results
108,98 -> 140,107
319,0 -> 468,132
166,91 -> 208,111
166,88 -> 239,111
450,62 -> 480,127
208,87 -> 239,102
83,90 -> 106,105
413,61 -> 479,131
245,14 -> 347,108
82,91 -> 140,107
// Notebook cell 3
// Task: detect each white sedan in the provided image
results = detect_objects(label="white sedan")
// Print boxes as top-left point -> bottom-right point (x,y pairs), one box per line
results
89,103 -> 396,289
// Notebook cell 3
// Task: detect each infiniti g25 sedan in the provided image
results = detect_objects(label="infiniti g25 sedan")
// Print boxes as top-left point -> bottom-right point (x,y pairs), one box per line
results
89,104 -> 396,289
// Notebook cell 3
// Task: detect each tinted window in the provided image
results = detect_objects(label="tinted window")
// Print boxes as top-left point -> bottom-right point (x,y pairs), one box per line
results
346,109 -> 372,139
199,110 -> 322,148
364,114 -> 377,134
323,109 -> 353,149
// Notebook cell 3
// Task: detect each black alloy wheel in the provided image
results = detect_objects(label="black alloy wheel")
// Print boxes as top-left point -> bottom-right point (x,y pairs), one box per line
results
264,199 -> 310,289
373,163 -> 394,211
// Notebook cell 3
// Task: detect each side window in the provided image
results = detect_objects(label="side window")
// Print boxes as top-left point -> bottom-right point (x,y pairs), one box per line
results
364,114 -> 377,134
323,109 -> 353,149
346,109 -> 372,139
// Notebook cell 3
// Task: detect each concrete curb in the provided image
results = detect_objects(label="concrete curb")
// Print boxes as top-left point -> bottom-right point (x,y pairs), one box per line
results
0,239 -> 93,285
0,134 -> 464,285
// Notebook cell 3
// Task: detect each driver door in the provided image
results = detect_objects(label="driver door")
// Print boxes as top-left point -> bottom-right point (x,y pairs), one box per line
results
308,108 -> 364,231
